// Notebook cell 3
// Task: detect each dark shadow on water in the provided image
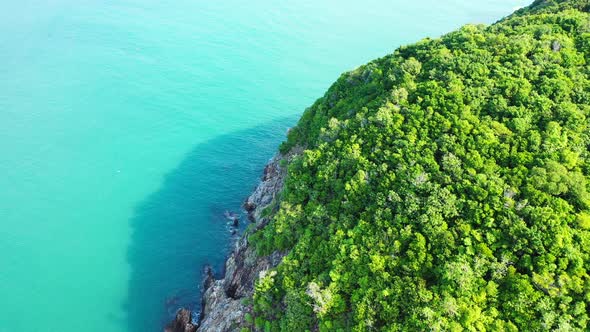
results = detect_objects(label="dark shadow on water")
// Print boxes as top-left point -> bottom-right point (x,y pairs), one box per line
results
124,116 -> 298,332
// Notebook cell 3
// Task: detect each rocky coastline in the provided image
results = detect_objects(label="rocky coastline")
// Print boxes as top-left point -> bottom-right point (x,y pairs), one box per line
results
166,151 -> 295,332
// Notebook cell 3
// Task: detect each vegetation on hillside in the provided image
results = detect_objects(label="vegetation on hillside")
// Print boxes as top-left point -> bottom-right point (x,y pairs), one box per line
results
248,1 -> 590,330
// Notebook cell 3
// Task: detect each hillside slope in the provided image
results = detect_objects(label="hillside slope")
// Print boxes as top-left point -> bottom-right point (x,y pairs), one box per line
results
246,0 -> 590,330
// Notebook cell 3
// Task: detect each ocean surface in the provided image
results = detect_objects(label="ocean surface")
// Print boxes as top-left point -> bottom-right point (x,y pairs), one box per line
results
0,1 -> 530,331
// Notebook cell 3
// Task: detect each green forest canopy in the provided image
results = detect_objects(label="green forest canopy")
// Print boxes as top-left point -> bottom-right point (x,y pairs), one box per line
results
248,1 -> 590,330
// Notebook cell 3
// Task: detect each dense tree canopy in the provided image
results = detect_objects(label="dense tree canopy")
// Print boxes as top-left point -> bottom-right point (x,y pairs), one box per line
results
247,1 -> 590,330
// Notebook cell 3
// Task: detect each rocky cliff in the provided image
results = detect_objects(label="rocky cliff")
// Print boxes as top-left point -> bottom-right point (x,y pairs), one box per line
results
166,150 -> 297,332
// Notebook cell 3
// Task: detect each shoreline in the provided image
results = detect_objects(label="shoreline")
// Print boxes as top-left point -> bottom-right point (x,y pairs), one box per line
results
166,151 -> 295,332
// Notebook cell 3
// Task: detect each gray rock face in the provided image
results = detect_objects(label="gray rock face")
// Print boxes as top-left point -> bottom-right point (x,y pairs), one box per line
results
164,150 -> 298,332
244,154 -> 285,225
165,309 -> 197,332
196,153 -> 289,332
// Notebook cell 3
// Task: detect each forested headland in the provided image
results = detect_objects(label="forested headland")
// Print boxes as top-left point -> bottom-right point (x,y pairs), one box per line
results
242,0 -> 590,330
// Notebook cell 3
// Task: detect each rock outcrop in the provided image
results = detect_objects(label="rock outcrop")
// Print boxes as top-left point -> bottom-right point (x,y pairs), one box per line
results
165,309 -> 197,332
197,153 -> 289,331
167,150 -> 296,332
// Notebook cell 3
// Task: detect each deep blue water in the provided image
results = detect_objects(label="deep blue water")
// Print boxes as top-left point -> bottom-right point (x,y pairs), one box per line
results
0,1 -> 530,331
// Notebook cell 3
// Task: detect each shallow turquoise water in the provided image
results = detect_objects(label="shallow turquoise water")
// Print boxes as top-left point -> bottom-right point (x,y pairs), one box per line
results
0,1 -> 530,331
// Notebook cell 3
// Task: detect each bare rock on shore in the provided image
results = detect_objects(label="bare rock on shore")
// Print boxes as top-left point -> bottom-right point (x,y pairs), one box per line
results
243,154 -> 287,226
197,153 -> 292,332
166,150 -> 299,332
164,309 -> 197,332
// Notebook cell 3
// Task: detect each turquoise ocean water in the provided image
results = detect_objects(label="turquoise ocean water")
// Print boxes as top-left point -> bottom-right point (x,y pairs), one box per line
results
0,1 -> 530,331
